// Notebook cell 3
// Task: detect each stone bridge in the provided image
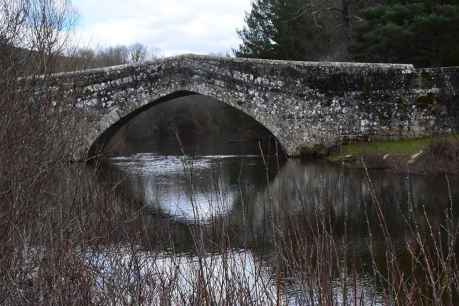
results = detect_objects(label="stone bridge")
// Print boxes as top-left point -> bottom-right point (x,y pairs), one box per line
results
33,54 -> 459,159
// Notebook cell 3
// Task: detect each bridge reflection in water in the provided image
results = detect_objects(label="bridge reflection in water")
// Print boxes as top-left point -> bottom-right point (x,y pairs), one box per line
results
94,154 -> 458,304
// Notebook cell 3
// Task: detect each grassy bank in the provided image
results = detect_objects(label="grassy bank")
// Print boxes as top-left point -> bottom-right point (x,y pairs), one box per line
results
329,134 -> 458,161
327,134 -> 459,174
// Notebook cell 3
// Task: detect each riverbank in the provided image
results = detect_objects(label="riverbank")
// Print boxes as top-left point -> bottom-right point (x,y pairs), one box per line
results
325,134 -> 459,175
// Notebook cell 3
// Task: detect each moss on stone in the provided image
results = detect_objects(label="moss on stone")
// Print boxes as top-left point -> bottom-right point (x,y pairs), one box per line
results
419,71 -> 434,86
416,94 -> 438,110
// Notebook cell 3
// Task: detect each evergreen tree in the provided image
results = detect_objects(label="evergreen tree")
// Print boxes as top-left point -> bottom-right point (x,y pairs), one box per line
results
234,0 -> 334,60
351,0 -> 459,67
234,0 -> 276,59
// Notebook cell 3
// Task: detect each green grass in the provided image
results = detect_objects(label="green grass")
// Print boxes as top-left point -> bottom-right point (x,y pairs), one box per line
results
329,134 -> 459,161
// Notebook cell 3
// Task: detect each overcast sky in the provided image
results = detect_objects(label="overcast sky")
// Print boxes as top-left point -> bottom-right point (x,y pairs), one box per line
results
72,0 -> 252,57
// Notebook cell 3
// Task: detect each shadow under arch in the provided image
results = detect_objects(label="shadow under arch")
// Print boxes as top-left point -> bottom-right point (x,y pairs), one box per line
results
88,90 -> 287,159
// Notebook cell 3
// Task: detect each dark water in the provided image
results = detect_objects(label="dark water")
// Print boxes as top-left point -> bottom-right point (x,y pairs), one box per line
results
97,154 -> 459,304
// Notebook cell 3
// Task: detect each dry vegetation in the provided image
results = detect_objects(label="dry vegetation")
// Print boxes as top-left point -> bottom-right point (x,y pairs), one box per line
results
0,1 -> 458,305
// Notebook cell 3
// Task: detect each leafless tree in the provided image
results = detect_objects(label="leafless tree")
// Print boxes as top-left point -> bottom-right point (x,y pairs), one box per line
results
0,0 -> 29,47
25,0 -> 79,73
0,0 -> 29,75
128,42 -> 147,64
97,45 -> 129,66
63,43 -> 162,71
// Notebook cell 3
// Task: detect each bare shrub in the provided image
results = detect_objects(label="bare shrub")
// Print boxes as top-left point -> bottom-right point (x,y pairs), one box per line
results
420,137 -> 459,174
0,1 -> 458,305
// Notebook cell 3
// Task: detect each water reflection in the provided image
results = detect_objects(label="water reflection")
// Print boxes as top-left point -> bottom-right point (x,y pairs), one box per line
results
110,154 -> 273,223
252,160 -> 458,241
100,154 -> 458,304
85,248 -> 277,305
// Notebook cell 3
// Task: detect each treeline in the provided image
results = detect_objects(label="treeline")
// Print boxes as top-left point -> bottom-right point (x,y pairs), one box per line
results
235,0 -> 459,67
2,42 -> 160,74
63,43 -> 161,71
0,0 -> 159,74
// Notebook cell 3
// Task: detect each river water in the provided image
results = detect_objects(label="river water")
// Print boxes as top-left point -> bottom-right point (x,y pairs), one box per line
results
94,153 -> 458,305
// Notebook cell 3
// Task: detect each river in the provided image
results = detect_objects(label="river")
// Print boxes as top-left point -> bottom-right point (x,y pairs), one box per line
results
88,153 -> 459,305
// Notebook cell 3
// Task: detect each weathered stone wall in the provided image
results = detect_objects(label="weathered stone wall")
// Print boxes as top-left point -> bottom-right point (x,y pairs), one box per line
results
30,54 -> 459,159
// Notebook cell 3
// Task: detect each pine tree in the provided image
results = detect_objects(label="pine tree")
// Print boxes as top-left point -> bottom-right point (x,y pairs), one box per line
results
234,0 -> 334,61
234,0 -> 276,59
351,1 -> 459,67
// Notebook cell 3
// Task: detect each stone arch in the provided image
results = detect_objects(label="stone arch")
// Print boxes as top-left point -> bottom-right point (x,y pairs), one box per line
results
36,55 -> 456,160
87,90 -> 287,158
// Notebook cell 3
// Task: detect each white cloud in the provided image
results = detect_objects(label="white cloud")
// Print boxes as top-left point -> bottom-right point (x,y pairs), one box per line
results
72,0 -> 251,56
